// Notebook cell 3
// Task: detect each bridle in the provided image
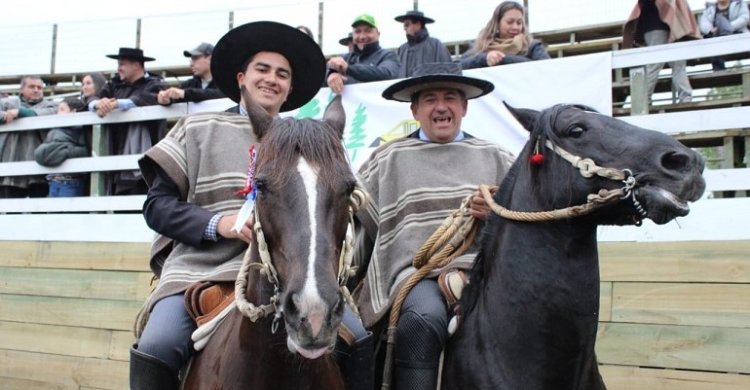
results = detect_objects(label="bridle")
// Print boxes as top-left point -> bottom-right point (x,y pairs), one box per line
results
233,187 -> 368,333
481,139 -> 647,225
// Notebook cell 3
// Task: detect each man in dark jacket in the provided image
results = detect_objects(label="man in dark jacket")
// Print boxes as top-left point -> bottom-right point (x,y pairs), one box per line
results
157,42 -> 224,105
326,14 -> 400,94
88,47 -> 166,194
395,10 -> 452,78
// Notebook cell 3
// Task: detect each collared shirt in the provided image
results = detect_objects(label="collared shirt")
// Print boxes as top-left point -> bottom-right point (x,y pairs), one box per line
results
418,129 -> 465,142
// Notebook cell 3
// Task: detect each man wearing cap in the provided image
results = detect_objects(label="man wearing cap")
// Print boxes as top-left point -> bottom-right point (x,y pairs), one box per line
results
88,47 -> 166,195
133,22 -> 371,389
157,42 -> 224,105
326,14 -> 400,94
395,10 -> 452,78
354,62 -> 515,390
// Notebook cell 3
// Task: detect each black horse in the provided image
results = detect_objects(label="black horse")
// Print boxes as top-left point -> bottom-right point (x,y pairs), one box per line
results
441,104 -> 706,389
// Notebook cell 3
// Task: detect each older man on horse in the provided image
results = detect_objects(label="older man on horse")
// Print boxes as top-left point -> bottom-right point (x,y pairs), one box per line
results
132,21 -> 375,389
353,62 -> 515,389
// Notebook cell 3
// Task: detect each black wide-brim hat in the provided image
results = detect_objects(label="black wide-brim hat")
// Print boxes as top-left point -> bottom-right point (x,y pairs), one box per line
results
394,10 -> 435,24
382,62 -> 494,102
211,21 -> 326,112
106,47 -> 155,62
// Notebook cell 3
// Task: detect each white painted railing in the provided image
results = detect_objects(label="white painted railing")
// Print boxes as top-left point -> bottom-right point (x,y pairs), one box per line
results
0,36 -> 748,242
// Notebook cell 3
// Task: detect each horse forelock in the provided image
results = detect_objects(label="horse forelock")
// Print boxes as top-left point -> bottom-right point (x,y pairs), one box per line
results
256,117 -> 353,189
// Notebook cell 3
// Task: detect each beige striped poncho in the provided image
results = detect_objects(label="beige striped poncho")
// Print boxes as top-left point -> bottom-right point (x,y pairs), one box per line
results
355,133 -> 515,327
138,112 -> 255,309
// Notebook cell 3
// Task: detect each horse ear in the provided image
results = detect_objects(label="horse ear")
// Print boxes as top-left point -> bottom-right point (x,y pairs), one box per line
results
241,85 -> 273,140
503,102 -> 539,133
323,95 -> 346,139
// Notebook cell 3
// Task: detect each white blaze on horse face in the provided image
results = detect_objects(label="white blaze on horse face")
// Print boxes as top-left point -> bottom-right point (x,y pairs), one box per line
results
296,157 -> 326,338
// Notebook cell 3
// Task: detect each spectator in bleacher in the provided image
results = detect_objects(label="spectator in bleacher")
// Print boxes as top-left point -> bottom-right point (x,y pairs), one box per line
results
460,1 -> 550,70
340,32 -> 354,53
34,97 -> 89,197
395,10 -> 452,78
0,75 -> 58,198
88,47 -> 167,195
623,0 -> 701,103
81,72 -> 106,105
157,43 -> 224,106
326,14 -> 400,94
699,0 -> 750,70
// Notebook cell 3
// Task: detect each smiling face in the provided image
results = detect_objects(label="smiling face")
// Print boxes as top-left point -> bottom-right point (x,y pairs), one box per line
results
352,23 -> 380,50
81,75 -> 97,98
410,87 -> 468,144
237,51 -> 292,116
117,58 -> 144,83
498,8 -> 524,39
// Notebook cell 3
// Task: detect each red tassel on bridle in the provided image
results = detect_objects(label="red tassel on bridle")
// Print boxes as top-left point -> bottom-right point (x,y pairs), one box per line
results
529,137 -> 544,165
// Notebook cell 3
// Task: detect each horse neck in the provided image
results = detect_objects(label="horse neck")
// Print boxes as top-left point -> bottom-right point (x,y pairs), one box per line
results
454,174 -> 604,386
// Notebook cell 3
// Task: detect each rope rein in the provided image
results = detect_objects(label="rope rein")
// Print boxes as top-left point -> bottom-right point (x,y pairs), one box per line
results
379,141 -> 642,390
234,187 -> 369,330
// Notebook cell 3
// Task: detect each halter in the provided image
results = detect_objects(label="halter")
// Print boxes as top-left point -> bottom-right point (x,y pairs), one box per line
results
234,187 -> 368,333
482,140 -> 647,224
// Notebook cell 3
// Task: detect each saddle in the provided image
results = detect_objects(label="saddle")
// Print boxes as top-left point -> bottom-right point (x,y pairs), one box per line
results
184,280 -> 364,348
184,281 -> 235,326
437,268 -> 469,335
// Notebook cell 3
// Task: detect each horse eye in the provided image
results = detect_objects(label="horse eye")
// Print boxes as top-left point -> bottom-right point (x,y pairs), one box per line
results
254,179 -> 267,194
567,125 -> 586,138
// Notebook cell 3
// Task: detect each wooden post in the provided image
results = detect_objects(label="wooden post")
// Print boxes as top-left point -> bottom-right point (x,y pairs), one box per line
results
135,19 -> 141,48
50,24 -> 58,75
630,66 -> 649,116
90,124 -> 108,197
229,11 -> 234,30
318,2 -> 324,45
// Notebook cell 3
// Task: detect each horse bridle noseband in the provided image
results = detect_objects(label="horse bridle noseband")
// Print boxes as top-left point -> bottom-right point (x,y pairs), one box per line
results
481,140 -> 647,225
234,188 -> 368,333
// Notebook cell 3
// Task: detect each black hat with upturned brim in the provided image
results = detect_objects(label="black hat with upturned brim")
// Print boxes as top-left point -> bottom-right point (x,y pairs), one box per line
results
382,62 -> 494,102
339,32 -> 353,46
106,47 -> 155,62
394,10 -> 435,24
211,21 -> 326,111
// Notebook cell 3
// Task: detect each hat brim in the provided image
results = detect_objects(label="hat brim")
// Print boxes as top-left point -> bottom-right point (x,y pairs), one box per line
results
211,21 -> 325,111
382,75 -> 494,102
394,15 -> 435,24
106,54 -> 155,62
338,38 -> 352,46
183,50 -> 203,57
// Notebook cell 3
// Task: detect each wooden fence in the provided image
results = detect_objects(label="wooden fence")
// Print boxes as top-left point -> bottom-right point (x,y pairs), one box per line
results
1,37 -> 749,389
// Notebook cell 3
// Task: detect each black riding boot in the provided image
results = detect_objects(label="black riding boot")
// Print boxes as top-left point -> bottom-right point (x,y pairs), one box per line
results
338,332 -> 375,390
129,344 -> 180,390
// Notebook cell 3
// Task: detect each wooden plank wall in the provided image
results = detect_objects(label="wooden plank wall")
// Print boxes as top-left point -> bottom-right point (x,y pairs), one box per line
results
0,241 -> 151,389
1,240 -> 749,388
598,240 -> 750,389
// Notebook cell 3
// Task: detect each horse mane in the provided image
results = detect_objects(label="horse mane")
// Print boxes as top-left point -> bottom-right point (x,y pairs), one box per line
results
460,103 -> 600,315
256,117 -> 353,188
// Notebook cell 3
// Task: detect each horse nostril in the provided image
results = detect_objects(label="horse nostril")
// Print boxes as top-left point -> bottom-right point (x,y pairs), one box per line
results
661,151 -> 691,172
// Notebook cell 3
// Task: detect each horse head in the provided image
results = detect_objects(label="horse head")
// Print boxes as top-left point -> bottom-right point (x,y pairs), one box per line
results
242,88 -> 355,359
504,103 -> 706,225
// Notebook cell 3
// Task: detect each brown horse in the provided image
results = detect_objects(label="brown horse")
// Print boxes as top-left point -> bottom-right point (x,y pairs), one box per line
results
440,104 -> 705,389
183,92 -> 357,389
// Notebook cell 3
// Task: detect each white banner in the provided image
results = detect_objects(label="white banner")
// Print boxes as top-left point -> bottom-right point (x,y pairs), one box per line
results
192,52 -> 613,168
290,52 -> 613,167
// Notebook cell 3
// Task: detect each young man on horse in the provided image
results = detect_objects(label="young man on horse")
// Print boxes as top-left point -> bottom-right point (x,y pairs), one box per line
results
353,62 -> 515,390
132,21 -> 358,389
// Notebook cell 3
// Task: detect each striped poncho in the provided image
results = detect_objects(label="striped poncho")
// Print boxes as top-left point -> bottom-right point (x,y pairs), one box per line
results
355,132 -> 515,327
138,112 -> 255,309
